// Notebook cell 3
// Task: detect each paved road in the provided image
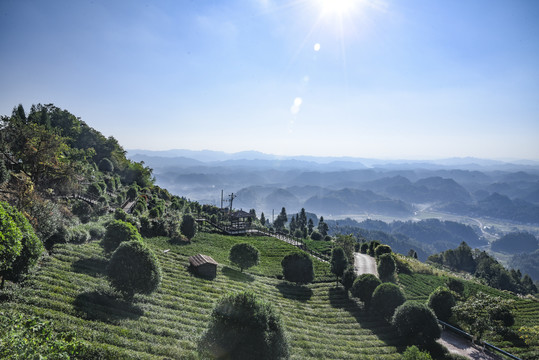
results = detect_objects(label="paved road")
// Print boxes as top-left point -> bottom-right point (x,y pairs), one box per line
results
352,252 -> 501,360
438,331 -> 503,360
353,253 -> 378,276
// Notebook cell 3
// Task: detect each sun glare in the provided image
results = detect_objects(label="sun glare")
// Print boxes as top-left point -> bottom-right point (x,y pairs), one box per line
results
317,0 -> 358,16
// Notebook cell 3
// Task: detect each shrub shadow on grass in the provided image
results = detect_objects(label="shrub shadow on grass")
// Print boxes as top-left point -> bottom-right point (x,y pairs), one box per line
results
328,287 -> 405,349
72,257 -> 108,277
169,237 -> 190,246
276,282 -> 313,302
186,265 -> 218,281
221,266 -> 254,283
74,289 -> 143,323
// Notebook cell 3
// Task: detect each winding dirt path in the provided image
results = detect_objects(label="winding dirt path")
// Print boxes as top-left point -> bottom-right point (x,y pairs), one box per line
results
352,252 -> 501,359
353,252 -> 378,276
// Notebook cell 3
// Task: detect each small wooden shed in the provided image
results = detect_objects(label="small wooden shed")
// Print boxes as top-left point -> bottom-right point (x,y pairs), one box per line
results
189,254 -> 218,279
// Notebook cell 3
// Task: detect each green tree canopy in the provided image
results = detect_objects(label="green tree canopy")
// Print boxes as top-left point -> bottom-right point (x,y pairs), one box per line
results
229,243 -> 260,272
180,214 -> 197,240
427,286 -> 455,322
0,202 -> 23,288
371,283 -> 406,321
330,247 -> 348,285
377,253 -> 396,282
392,302 -> 441,346
198,291 -> 289,360
101,220 -> 142,254
107,241 -> 162,299
281,252 -> 314,284
1,202 -> 43,283
350,273 -> 381,309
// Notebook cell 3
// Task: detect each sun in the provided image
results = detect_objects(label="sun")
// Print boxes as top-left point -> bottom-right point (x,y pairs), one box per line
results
317,0 -> 358,17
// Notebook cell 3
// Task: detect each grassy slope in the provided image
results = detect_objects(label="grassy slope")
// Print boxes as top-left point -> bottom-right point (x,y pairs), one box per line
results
398,271 -> 539,359
0,234 -> 403,359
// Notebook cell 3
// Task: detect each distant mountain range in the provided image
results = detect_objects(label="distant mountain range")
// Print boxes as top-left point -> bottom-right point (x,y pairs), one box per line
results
127,149 -> 539,225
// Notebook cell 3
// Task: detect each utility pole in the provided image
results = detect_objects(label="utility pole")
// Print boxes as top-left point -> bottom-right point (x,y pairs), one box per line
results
220,190 -> 224,209
228,193 -> 237,214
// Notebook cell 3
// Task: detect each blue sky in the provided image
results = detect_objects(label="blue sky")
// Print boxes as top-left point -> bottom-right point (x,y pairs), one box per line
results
1,0 -> 538,160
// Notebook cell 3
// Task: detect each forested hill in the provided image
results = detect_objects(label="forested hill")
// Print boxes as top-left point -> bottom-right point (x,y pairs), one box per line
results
0,104 -> 154,242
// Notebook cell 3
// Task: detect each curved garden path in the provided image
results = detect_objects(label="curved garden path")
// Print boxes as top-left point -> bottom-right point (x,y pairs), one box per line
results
352,252 -> 502,360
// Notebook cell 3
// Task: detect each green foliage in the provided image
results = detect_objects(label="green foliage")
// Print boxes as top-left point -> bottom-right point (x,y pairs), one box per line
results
446,278 -> 465,296
1,202 -> 43,283
341,267 -> 357,291
330,247 -> 348,284
0,160 -> 9,185
350,273 -> 381,309
67,227 -> 91,244
274,207 -> 288,231
310,231 -> 322,241
101,220 -> 142,254
0,312 -> 87,359
372,283 -> 406,321
180,214 -> 197,240
0,202 -> 23,274
98,158 -> 114,172
492,232 -> 538,254
335,235 -> 355,264
317,216 -> 328,236
198,291 -> 289,360
375,244 -> 392,258
453,292 -> 515,341
368,241 -> 381,256
107,241 -> 162,299
229,243 -> 260,272
427,286 -> 455,321
402,345 -> 433,360
281,252 -> 314,284
71,200 -> 92,223
360,242 -> 369,254
377,253 -> 396,282
392,302 -> 441,346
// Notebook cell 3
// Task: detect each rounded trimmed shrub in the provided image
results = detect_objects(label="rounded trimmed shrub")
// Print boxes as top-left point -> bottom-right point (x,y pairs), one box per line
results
350,273 -> 381,309
107,241 -> 162,299
427,286 -> 456,321
0,202 -> 23,274
180,214 -> 197,240
1,202 -> 43,283
392,301 -> 441,345
198,291 -> 289,360
368,241 -> 381,256
447,278 -> 464,295
98,158 -> 114,172
310,231 -> 322,241
0,160 -> 10,185
341,267 -> 357,291
359,242 -> 369,254
281,252 -> 314,284
101,220 -> 142,254
374,244 -> 392,258
377,253 -> 396,282
68,227 -> 91,244
229,243 -> 260,272
371,283 -> 406,321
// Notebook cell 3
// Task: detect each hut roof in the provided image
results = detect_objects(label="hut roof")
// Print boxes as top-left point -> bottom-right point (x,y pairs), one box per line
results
231,210 -> 254,218
189,254 -> 218,267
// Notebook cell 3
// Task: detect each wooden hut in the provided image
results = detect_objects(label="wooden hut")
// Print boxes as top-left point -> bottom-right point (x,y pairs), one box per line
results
189,254 -> 218,279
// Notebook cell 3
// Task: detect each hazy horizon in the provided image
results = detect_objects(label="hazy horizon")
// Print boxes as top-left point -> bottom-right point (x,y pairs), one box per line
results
128,147 -> 539,163
2,0 -> 538,160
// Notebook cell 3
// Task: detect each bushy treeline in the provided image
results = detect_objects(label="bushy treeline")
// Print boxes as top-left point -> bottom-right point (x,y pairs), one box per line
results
326,217 -> 483,260
428,242 -> 537,294
492,232 -> 538,254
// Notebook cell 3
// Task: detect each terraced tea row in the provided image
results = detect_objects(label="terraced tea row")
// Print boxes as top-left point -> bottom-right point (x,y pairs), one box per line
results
0,238 -> 403,359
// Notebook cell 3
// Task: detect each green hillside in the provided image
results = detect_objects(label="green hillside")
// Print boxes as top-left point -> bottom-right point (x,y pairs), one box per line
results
0,234 -> 403,359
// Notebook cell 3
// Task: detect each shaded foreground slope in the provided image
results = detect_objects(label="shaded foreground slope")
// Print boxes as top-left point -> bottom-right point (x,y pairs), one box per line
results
0,235 -> 403,359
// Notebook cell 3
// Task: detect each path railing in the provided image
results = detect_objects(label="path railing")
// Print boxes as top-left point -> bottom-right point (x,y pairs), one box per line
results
196,218 -> 328,262
438,320 -> 522,360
